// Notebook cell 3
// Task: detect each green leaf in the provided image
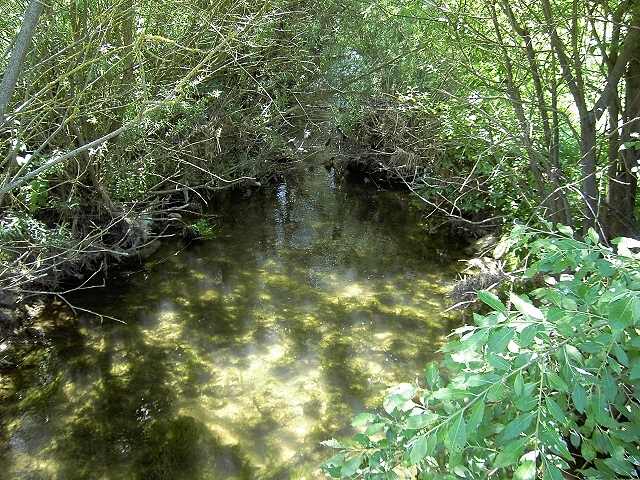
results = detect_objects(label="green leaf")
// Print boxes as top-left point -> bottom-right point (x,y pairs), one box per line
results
543,461 -> 564,480
488,327 -> 514,354
409,435 -> 431,465
540,428 -> 572,461
586,227 -> 599,245
424,362 -> 441,389
364,422 -> 385,436
612,343 -> 629,367
321,438 -> 344,449
383,383 -> 416,413
518,324 -> 539,347
629,359 -> 640,380
487,382 -> 506,401
494,437 -> 527,468
510,293 -> 544,320
571,384 -> 587,414
446,413 -> 467,451
603,457 -> 635,476
514,372 -> 524,397
557,224 -> 574,237
478,290 -> 507,313
616,237 -> 640,257
608,296 -> 634,331
514,460 -> 536,480
451,347 -> 481,364
488,352 -> 510,370
545,397 -> 567,424
569,431 -> 581,448
581,440 -> 596,462
351,413 -> 375,427
467,401 -> 485,431
324,453 -> 345,468
499,412 -> 534,441
547,373 -> 569,392
564,344 -> 583,365
340,454 -> 363,477
601,372 -> 617,402
406,412 -> 438,429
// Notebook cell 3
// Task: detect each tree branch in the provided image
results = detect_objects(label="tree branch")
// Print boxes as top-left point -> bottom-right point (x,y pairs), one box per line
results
0,124 -> 128,195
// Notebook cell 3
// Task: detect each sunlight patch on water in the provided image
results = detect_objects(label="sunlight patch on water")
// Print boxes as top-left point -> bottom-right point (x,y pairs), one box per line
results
199,289 -> 220,302
0,165 -> 463,479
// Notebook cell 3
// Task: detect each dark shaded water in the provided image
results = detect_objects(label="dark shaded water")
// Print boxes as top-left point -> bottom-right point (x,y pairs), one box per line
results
0,164 -> 461,479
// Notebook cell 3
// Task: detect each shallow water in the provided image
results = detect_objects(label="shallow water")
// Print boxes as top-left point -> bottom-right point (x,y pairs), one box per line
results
0,164 -> 461,479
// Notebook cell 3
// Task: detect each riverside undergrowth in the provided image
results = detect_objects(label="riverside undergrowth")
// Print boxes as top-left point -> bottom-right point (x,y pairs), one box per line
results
322,226 -> 640,479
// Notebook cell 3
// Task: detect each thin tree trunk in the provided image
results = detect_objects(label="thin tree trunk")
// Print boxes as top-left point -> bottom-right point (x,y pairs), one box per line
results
617,40 -> 640,236
0,0 -> 44,124
605,95 -> 624,236
603,8 -> 629,238
499,0 -> 571,225
488,3 -> 547,204
550,51 -> 569,224
602,5 -> 640,238
0,125 -> 128,196
579,113 -> 599,225
540,0 -> 640,231
0,0 -> 45,206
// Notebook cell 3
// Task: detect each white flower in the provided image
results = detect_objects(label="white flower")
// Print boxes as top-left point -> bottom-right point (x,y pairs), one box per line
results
16,154 -> 32,166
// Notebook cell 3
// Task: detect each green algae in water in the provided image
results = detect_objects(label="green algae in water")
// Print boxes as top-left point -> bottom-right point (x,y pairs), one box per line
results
0,166 -> 462,479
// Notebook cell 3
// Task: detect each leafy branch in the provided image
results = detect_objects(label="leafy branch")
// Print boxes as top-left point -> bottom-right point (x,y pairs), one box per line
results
323,227 -> 640,479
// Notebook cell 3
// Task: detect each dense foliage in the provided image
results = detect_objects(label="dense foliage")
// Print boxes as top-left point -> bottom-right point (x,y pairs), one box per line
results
2,0 -> 640,286
322,227 -> 640,479
326,0 -> 639,237
0,0 -> 328,290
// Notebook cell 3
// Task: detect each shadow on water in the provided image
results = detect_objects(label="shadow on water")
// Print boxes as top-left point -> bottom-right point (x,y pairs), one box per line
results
0,164 -> 463,479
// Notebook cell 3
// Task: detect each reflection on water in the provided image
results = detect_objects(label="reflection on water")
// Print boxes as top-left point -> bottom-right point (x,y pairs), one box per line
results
0,165 -> 461,479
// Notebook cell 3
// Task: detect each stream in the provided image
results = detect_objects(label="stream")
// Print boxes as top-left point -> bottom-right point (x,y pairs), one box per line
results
0,162 -> 462,479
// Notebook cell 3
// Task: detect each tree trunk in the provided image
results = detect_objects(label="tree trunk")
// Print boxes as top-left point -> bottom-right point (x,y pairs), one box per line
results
499,0 -> 571,225
0,0 -> 44,124
603,5 -> 640,238
0,0 -> 44,206
579,112 -> 599,228
541,0 -> 640,233
605,92 -> 624,236
488,3 -> 547,206
614,45 -> 640,237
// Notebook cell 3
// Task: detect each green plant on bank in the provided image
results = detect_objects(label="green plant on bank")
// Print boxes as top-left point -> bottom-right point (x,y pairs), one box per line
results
322,226 -> 640,479
189,218 -> 217,240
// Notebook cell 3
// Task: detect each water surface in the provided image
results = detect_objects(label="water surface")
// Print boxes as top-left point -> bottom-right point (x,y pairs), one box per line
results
0,164 -> 461,479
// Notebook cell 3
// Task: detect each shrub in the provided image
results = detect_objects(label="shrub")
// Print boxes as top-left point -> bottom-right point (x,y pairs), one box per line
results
322,226 -> 640,479
188,218 -> 217,240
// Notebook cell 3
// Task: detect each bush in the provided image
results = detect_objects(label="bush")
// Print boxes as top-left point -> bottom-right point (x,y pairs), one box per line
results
188,218 -> 217,240
322,226 -> 640,479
